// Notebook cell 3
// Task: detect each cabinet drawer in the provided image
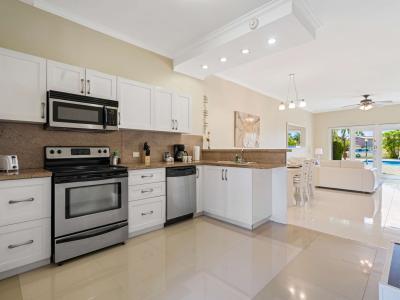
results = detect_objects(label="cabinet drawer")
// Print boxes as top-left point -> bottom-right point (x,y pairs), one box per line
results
129,168 -> 165,186
0,218 -> 50,273
129,197 -> 165,233
129,182 -> 165,201
0,178 -> 51,227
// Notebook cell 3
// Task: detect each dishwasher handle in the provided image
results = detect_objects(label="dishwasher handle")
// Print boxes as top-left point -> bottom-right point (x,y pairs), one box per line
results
166,166 -> 196,177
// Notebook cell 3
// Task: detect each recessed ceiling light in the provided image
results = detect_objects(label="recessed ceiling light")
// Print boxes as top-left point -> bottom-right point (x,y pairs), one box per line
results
241,49 -> 250,55
268,37 -> 276,45
201,64 -> 208,70
220,57 -> 227,63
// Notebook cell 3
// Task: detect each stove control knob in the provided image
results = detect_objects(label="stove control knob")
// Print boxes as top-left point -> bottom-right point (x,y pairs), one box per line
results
103,149 -> 108,153
98,149 -> 102,154
49,149 -> 55,154
57,149 -> 62,154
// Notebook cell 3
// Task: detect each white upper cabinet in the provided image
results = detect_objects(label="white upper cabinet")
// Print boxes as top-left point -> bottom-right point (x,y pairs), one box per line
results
47,60 -> 85,95
47,60 -> 116,100
153,88 -> 192,133
0,47 -> 46,123
154,88 -> 174,132
173,94 -> 192,133
85,69 -> 116,100
117,77 -> 153,130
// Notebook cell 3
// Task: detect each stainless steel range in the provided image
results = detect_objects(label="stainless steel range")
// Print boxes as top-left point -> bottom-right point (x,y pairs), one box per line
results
44,146 -> 128,264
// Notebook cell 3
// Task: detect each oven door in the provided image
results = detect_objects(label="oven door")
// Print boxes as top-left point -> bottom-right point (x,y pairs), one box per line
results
54,177 -> 128,237
49,98 -> 105,130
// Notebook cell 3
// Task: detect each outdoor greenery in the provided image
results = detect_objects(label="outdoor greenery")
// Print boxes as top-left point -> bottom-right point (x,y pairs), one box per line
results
288,131 -> 301,148
383,130 -> 400,159
332,129 -> 350,160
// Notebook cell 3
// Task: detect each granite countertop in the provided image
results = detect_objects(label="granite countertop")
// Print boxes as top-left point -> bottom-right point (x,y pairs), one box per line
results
0,169 -> 52,181
122,160 -> 285,170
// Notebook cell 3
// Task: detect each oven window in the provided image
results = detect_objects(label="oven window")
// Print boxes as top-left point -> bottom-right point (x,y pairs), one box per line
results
54,101 -> 103,125
66,183 -> 121,218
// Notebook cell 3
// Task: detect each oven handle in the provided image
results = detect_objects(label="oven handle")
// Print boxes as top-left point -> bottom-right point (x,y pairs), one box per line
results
55,221 -> 127,244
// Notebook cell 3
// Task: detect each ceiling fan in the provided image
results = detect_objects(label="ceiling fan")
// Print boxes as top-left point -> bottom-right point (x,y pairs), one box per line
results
342,94 -> 393,111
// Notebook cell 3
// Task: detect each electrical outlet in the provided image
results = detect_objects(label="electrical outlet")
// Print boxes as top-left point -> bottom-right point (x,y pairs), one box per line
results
132,152 -> 140,158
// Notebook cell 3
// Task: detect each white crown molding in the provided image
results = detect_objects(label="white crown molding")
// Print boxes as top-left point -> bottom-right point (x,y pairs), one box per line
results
20,0 -> 174,58
174,0 -> 321,65
215,73 -> 312,112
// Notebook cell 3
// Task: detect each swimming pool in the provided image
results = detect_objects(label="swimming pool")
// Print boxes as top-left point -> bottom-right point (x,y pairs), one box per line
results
365,159 -> 400,165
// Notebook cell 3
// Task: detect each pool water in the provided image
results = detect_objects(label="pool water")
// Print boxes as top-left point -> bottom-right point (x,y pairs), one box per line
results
365,159 -> 400,165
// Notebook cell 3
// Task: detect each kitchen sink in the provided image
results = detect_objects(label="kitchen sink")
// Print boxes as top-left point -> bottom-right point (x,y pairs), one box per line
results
217,160 -> 257,165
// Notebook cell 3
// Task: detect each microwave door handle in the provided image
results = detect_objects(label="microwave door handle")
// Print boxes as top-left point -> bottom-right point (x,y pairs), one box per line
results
103,106 -> 107,129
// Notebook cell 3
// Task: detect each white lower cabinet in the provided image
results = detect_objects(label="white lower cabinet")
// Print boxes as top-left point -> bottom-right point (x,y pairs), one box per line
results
129,197 -> 165,234
195,166 -> 203,214
128,169 -> 166,236
0,177 -> 51,276
202,166 -> 272,229
0,219 -> 50,273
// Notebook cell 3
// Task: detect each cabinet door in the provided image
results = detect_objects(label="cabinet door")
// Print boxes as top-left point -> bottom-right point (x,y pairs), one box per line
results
0,47 -> 46,123
225,167 -> 252,226
203,166 -> 226,217
173,93 -> 192,133
117,77 -> 153,130
196,166 -> 203,214
86,68 -> 117,100
153,88 -> 174,132
47,60 -> 85,95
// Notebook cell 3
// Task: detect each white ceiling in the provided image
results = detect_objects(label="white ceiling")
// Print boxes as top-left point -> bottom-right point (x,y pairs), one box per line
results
25,0 -> 400,112
219,0 -> 400,112
27,0 -> 271,57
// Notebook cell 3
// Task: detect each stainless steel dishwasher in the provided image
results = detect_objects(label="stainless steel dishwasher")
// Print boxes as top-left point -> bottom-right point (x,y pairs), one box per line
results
165,166 -> 196,225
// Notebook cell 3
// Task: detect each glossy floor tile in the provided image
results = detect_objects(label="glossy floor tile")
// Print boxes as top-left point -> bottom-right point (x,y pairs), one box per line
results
0,217 -> 386,300
288,179 -> 400,248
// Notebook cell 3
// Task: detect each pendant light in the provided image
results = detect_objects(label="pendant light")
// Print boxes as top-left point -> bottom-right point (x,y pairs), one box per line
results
278,74 -> 306,111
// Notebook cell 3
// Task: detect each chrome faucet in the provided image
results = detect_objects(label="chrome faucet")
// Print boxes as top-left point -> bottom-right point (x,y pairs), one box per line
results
235,148 -> 245,163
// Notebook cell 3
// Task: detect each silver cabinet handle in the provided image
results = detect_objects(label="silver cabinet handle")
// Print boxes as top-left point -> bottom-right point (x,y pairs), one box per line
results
221,169 -> 224,181
118,112 -> 121,125
225,169 -> 228,181
196,167 -> 199,178
141,210 -> 154,216
171,119 -> 175,130
141,174 -> 154,178
41,102 -> 45,119
8,240 -> 34,249
80,78 -> 85,94
87,79 -> 91,94
176,120 -> 179,131
9,197 -> 34,204
141,188 -> 154,193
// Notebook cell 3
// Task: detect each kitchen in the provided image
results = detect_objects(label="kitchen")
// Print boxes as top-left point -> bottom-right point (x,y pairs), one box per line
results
0,32 -> 289,277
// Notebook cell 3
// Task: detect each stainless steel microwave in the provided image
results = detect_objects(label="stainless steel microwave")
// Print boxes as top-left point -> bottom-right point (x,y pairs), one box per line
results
47,90 -> 119,131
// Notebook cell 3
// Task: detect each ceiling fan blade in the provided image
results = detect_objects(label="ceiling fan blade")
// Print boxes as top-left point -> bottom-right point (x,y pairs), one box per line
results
375,100 -> 393,104
342,104 -> 360,108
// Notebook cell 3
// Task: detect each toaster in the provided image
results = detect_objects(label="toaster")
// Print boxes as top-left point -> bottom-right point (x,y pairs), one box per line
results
0,155 -> 19,172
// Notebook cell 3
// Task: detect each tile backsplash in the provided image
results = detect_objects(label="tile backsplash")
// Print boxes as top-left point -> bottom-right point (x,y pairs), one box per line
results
0,122 -> 203,169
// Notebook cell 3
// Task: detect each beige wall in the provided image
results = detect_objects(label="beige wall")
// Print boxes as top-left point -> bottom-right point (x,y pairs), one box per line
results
314,105 -> 400,159
0,0 -> 313,154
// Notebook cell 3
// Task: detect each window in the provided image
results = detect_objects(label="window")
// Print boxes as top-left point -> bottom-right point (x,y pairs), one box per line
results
287,124 -> 306,149
331,128 -> 350,160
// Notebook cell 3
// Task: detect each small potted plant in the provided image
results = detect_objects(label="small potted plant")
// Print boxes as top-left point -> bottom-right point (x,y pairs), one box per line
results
111,149 -> 120,166
143,142 -> 151,165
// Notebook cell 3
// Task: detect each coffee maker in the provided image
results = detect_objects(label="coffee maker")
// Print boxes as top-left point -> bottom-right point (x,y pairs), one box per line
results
173,144 -> 188,162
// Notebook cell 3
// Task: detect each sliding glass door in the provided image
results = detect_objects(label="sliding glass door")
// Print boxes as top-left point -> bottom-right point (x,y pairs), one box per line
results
330,124 -> 400,178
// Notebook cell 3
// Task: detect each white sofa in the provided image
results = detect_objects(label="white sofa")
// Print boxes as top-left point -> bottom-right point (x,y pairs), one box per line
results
315,160 -> 379,193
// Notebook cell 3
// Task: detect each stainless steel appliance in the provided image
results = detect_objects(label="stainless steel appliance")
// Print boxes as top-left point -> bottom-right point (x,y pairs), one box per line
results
45,146 -> 128,264
47,90 -> 119,131
165,166 -> 196,225
173,144 -> 188,162
0,155 -> 19,171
